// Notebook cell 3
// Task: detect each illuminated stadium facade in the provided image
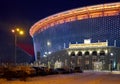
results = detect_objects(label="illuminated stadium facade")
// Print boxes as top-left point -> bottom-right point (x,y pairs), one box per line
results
30,2 -> 120,70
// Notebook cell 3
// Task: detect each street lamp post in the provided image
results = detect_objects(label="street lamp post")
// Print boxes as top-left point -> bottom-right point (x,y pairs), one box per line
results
46,41 -> 51,67
11,28 -> 24,64
47,40 -> 51,55
15,34 -> 17,64
110,53 -> 114,72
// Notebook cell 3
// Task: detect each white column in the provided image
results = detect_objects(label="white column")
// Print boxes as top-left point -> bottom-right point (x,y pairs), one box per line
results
114,40 -> 116,47
64,43 -> 66,48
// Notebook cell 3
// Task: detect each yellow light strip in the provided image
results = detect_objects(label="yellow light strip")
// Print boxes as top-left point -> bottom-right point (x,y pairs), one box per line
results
30,2 -> 120,37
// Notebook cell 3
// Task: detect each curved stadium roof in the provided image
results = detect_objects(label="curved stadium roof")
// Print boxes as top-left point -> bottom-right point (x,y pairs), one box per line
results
30,2 -> 120,37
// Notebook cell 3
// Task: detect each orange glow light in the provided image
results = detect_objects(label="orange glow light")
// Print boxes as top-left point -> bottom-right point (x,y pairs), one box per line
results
16,28 -> 20,32
12,29 -> 15,33
29,2 -> 120,37
19,30 -> 24,35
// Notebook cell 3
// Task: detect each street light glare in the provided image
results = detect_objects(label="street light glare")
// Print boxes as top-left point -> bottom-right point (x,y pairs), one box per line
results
47,41 -> 51,46
11,29 -> 15,33
110,53 -> 113,56
11,27 -> 25,64
16,28 -> 20,32
11,28 -> 24,35
19,30 -> 24,35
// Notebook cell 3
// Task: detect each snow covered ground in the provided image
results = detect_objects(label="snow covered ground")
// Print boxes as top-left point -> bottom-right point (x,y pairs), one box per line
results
0,71 -> 120,84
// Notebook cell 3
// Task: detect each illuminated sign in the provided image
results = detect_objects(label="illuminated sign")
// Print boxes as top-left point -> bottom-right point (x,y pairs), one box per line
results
69,42 -> 108,48
84,39 -> 91,44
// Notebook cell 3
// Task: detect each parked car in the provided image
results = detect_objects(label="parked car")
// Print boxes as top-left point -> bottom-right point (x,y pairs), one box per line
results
48,68 -> 57,75
17,66 -> 36,77
2,66 -> 17,80
2,65 -> 36,80
54,68 -> 70,74
74,67 -> 83,73
32,67 -> 47,76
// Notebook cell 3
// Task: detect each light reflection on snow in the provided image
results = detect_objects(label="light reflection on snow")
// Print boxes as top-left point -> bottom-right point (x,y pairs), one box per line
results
0,72 -> 120,84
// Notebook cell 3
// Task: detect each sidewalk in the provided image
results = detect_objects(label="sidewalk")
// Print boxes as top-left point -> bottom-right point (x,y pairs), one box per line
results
84,70 -> 120,74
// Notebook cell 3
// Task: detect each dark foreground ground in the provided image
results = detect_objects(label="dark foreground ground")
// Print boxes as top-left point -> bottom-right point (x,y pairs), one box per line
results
0,71 -> 120,84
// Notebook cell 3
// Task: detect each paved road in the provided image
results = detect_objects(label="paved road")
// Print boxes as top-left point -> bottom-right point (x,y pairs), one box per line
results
0,71 -> 120,84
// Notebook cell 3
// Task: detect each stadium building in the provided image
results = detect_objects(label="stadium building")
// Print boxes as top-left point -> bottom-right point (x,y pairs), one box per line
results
30,2 -> 120,70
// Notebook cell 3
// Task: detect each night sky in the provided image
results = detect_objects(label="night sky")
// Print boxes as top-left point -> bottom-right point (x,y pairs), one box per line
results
0,0 -> 119,63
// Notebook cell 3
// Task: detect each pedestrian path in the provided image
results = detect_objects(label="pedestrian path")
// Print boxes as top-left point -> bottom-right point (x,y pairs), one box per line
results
84,70 -> 120,74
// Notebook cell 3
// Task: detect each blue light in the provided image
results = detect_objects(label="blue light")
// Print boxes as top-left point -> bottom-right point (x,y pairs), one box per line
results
113,61 -> 116,68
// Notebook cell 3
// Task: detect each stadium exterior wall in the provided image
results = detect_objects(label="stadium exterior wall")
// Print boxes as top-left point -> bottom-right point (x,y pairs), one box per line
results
30,2 -> 120,60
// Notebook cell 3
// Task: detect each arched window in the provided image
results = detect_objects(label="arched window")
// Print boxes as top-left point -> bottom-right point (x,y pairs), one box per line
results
92,51 -> 97,56
85,51 -> 89,55
70,52 -> 75,56
77,51 -> 82,56
100,51 -> 105,56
